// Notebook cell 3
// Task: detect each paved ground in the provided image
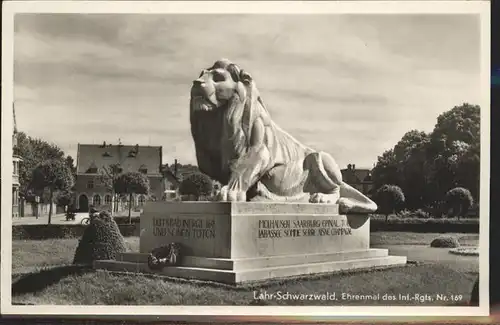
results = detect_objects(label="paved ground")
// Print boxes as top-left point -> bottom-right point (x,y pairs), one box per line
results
373,244 -> 480,273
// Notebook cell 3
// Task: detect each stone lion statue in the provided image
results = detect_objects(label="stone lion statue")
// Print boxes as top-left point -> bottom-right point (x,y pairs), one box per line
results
189,59 -> 377,213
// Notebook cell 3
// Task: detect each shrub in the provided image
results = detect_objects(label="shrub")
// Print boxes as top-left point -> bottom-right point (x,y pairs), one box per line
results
374,185 -> 405,222
397,209 -> 412,218
444,187 -> 473,220
73,211 -> 127,265
430,235 -> 460,248
413,209 -> 430,219
179,172 -> 213,200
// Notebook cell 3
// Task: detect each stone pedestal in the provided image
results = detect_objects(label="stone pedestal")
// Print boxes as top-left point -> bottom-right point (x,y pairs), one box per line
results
94,201 -> 406,284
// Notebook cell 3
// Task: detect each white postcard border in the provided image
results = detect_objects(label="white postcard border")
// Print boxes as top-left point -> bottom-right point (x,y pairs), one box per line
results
1,0 -> 490,317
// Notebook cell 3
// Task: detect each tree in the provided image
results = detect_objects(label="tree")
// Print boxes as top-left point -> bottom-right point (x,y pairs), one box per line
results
372,149 -> 399,189
55,189 -> 74,208
179,172 -> 213,200
31,159 -> 74,224
65,155 -> 77,180
114,172 -> 150,222
444,187 -> 473,219
393,130 -> 431,209
374,185 -> 405,222
14,132 -> 66,202
371,103 -> 480,210
427,103 -> 480,200
99,163 -> 123,215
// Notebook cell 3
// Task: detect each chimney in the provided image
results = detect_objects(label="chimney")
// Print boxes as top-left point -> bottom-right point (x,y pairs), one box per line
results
347,164 -> 352,170
352,164 -> 356,170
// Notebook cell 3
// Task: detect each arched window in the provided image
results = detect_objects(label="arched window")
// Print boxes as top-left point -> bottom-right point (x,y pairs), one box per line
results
104,194 -> 112,205
93,194 -> 101,206
138,195 -> 146,206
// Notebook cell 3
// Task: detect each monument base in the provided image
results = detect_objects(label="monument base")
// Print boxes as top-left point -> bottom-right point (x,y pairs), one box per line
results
94,202 -> 407,284
94,249 -> 406,284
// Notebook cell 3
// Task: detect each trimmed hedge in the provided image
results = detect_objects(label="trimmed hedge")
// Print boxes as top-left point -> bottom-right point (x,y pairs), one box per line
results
113,216 -> 140,224
12,223 -> 138,240
73,212 -> 127,265
370,218 -> 478,233
430,235 -> 460,248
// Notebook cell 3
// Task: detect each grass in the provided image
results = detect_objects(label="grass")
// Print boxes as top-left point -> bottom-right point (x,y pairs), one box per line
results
12,237 -> 139,272
11,232 -> 479,306
12,233 -> 478,272
12,263 -> 476,306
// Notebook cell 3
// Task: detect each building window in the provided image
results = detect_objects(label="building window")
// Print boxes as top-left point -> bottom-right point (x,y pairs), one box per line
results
87,179 -> 94,189
139,165 -> 148,174
13,161 -> 18,175
93,194 -> 101,206
104,194 -> 112,205
138,195 -> 146,206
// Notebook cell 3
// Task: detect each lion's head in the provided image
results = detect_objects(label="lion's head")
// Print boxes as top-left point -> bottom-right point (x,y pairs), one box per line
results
190,58 -> 253,113
189,59 -> 266,184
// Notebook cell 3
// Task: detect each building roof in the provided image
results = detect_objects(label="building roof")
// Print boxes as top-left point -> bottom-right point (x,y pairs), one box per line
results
77,143 -> 162,175
341,167 -> 372,184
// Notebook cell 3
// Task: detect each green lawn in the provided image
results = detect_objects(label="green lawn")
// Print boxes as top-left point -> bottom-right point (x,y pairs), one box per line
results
11,233 -> 478,272
12,237 -> 139,273
11,232 -> 479,306
12,263 -> 475,306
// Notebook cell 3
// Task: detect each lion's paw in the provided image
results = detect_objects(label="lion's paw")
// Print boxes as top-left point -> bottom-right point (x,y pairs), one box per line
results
218,186 -> 247,202
309,193 -> 336,204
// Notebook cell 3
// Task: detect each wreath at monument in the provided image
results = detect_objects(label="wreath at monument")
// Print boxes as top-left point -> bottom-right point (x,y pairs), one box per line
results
147,242 -> 183,270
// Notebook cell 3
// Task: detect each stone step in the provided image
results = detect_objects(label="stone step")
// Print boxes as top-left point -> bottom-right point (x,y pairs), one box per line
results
118,249 -> 390,271
94,255 -> 407,284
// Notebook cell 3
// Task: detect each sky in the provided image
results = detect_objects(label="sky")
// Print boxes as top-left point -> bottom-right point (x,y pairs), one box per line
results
13,13 -> 481,169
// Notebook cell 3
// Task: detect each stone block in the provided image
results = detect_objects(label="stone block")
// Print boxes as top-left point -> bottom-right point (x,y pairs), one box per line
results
94,201 -> 407,284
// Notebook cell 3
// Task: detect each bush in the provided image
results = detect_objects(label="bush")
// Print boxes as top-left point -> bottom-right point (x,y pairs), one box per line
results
369,216 -> 479,233
413,209 -> 430,219
179,172 -> 213,200
374,185 -> 405,221
444,187 -> 473,219
397,209 -> 412,218
73,211 -> 127,265
430,235 -> 460,248
113,216 -> 140,224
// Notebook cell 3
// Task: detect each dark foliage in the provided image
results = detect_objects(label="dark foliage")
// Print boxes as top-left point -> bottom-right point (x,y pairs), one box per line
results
444,187 -> 474,219
73,211 -> 127,265
374,185 -> 405,221
430,235 -> 461,248
179,172 -> 213,199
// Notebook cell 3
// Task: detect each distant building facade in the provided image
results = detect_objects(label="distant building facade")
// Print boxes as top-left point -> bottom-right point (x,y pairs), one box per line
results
12,104 -> 22,218
162,160 -> 181,201
74,142 -> 164,212
340,164 -> 374,196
